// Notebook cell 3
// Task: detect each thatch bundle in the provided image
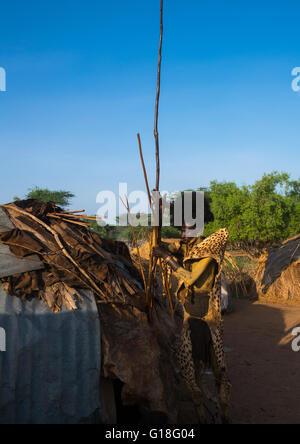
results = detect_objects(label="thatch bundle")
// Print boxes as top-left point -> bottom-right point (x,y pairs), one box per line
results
255,235 -> 300,305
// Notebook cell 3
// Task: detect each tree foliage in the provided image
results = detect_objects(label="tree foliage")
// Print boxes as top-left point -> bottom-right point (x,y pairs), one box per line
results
204,172 -> 300,242
14,187 -> 75,208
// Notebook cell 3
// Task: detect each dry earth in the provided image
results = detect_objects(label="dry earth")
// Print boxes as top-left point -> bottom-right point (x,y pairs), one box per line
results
224,299 -> 300,424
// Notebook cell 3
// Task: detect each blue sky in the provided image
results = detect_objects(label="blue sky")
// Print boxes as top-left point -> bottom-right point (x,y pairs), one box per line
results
0,0 -> 299,214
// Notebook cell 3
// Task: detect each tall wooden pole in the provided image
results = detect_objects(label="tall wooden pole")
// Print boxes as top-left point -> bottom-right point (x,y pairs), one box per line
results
153,0 -> 164,247
137,1 -> 173,315
154,0 -> 164,193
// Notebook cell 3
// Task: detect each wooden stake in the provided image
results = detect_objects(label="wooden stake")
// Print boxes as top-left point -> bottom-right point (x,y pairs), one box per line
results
119,197 -> 148,295
154,0 -> 164,192
60,210 -> 86,214
137,133 -> 152,206
136,1 -> 173,316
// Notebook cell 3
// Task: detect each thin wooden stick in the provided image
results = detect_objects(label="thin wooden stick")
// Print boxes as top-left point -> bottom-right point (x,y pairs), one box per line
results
49,213 -> 99,221
147,231 -> 154,305
51,213 -> 96,219
136,148 -> 173,314
160,260 -> 174,314
137,134 -> 159,306
151,0 -> 174,315
51,213 -> 84,219
60,210 -> 86,214
154,0 -> 164,192
137,4 -> 173,315
136,1 -> 173,316
137,133 -> 152,206
47,214 -> 89,227
119,197 -> 148,295
153,0 -> 164,250
60,219 -> 90,227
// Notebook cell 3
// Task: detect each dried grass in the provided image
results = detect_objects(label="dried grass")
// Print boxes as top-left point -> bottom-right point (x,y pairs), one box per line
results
223,252 -> 258,299
255,257 -> 300,306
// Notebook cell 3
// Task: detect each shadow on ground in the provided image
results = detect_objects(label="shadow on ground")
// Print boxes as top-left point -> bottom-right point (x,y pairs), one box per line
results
224,299 -> 300,424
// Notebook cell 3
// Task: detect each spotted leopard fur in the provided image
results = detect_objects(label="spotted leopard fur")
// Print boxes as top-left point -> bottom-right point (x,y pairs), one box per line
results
176,228 -> 231,420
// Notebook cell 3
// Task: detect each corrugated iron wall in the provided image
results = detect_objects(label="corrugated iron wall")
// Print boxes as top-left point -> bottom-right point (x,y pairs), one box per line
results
0,286 -> 101,424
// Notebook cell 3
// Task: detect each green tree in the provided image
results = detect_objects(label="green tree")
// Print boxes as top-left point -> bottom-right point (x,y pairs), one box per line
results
14,187 -> 75,208
241,173 -> 296,241
203,181 -> 250,240
204,172 -> 300,243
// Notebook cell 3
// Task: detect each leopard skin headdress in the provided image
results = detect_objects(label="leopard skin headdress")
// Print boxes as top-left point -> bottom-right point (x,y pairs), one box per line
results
183,228 -> 229,265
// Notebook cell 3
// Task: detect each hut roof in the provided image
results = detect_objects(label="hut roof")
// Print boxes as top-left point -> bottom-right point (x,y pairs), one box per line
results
261,235 -> 300,294
0,200 -> 145,312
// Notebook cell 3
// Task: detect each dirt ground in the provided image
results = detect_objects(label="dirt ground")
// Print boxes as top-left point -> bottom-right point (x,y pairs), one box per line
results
224,299 -> 300,424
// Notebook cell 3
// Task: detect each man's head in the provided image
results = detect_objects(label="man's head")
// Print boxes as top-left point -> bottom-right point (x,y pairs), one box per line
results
181,223 -> 197,241
169,191 -> 213,239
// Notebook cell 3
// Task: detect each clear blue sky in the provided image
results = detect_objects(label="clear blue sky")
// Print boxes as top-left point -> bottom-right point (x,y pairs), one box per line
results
0,0 -> 299,214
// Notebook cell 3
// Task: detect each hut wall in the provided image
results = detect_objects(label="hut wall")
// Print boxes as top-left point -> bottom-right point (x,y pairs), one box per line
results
256,260 -> 300,306
0,287 -> 101,424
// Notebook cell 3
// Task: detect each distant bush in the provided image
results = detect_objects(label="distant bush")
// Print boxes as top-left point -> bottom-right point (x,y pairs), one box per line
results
204,172 -> 299,243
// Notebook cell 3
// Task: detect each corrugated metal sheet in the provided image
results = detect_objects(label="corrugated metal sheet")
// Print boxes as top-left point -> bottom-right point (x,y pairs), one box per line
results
0,286 -> 101,424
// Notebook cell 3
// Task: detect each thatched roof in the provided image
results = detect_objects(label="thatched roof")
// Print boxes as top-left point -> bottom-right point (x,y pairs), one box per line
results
0,200 -> 145,312
256,235 -> 300,305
